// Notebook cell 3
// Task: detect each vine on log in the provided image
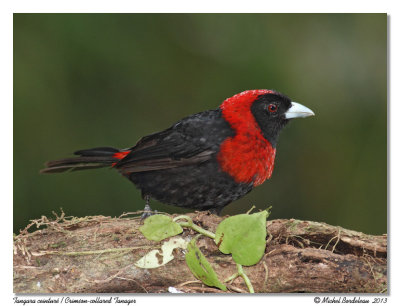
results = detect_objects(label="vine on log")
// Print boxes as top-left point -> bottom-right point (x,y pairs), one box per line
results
13,210 -> 387,293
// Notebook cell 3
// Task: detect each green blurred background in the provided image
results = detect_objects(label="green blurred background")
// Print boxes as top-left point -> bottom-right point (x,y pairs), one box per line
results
13,13 -> 387,235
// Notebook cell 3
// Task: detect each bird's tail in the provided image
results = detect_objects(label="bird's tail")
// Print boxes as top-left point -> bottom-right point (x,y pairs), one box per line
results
40,147 -> 129,174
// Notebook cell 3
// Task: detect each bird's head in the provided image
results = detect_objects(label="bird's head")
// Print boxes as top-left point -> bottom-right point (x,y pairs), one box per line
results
220,90 -> 315,147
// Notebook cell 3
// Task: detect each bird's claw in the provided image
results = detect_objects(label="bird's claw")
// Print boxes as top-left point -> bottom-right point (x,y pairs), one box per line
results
141,203 -> 157,220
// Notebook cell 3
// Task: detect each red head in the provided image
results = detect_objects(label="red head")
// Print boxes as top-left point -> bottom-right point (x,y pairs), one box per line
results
218,90 -> 314,186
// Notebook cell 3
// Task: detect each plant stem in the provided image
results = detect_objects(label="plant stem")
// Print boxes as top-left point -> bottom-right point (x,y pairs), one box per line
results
174,215 -> 254,292
173,215 -> 216,239
178,222 -> 216,239
172,215 -> 192,223
246,205 -> 256,214
237,263 -> 254,293
224,272 -> 239,283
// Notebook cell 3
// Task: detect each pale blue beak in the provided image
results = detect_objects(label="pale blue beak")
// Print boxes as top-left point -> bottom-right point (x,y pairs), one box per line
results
285,102 -> 315,119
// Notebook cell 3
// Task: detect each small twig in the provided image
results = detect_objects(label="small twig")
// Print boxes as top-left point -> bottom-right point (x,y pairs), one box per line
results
91,266 -> 130,284
31,246 -> 153,257
226,284 -> 247,293
263,261 -> 269,290
365,257 -> 378,284
176,280 -> 227,293
115,277 -> 149,293
246,205 -> 256,214
176,280 -> 202,288
14,265 -> 39,269
325,235 -> 338,250
331,229 -> 341,253
118,211 -> 143,219
264,249 -> 277,257
266,232 -> 273,244
197,287 -> 227,293
291,237 -> 305,248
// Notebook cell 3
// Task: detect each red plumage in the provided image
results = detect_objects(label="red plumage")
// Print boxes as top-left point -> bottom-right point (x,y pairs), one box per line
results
218,90 -> 276,186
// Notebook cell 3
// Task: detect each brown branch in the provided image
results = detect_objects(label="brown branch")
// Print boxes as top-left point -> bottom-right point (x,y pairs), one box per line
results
13,211 -> 387,293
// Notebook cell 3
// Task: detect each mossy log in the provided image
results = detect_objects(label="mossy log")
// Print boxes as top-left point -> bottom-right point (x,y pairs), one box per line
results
13,211 -> 387,293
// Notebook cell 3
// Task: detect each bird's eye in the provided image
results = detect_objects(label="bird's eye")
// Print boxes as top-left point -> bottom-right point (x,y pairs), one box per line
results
268,103 -> 278,113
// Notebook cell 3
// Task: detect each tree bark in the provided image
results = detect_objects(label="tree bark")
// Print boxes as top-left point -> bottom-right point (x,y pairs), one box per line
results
13,211 -> 387,293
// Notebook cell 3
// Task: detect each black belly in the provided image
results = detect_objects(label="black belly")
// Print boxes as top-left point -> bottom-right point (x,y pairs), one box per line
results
128,159 -> 253,212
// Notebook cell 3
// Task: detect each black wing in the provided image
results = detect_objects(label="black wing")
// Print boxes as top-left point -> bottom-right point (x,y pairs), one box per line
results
115,109 -> 234,173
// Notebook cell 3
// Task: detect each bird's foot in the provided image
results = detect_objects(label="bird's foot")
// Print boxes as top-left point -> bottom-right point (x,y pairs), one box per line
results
141,203 -> 157,220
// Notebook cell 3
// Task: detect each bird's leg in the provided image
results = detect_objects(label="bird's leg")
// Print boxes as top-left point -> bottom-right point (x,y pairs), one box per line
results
208,207 -> 223,216
141,194 -> 157,219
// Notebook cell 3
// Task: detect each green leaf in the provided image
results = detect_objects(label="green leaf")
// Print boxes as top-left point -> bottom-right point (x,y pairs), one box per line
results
215,210 -> 269,266
139,215 -> 183,242
185,237 -> 227,291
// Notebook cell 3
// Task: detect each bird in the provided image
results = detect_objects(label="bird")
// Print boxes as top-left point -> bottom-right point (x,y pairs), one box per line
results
41,89 -> 314,215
